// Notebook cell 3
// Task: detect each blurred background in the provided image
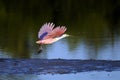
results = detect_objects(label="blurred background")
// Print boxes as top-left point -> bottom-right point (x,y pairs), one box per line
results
0,0 -> 120,59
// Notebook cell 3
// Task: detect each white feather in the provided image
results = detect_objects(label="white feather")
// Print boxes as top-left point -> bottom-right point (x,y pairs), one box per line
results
54,34 -> 69,41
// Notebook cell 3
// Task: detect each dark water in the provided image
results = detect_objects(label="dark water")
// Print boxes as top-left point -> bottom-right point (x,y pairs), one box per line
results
0,0 -> 120,80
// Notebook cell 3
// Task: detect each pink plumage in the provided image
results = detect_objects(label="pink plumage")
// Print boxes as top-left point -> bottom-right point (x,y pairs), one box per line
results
38,23 -> 54,39
36,22 -> 67,44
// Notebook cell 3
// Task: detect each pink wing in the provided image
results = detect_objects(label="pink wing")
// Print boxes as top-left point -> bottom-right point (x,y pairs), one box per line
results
38,23 -> 55,39
44,26 -> 67,39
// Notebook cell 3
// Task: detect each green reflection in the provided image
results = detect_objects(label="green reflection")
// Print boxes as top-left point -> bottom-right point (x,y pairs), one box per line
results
0,0 -> 120,58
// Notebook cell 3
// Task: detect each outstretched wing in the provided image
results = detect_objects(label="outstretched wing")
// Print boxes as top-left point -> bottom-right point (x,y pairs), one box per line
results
38,23 -> 55,40
44,26 -> 67,39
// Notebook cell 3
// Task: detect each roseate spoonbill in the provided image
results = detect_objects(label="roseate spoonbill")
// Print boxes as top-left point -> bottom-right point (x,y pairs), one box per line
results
36,22 -> 69,53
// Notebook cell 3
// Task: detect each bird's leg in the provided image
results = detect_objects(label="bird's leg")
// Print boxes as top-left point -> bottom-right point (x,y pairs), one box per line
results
37,44 -> 43,53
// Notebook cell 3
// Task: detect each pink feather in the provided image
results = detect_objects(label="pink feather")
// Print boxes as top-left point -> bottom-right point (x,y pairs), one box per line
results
44,26 -> 67,39
36,22 -> 67,44
38,23 -> 67,40
38,23 -> 55,39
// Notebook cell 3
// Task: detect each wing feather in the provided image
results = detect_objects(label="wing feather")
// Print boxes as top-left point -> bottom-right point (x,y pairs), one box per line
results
38,23 -> 55,39
44,26 -> 67,39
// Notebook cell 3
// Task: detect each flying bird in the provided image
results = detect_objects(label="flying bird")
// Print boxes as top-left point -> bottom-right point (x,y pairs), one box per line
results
36,22 -> 69,53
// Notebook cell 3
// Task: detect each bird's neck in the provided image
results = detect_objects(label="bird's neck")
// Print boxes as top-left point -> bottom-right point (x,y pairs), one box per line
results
55,34 -> 69,41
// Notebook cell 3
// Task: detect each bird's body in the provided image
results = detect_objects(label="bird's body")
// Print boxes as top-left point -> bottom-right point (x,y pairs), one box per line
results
36,22 -> 68,53
36,34 -> 69,44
